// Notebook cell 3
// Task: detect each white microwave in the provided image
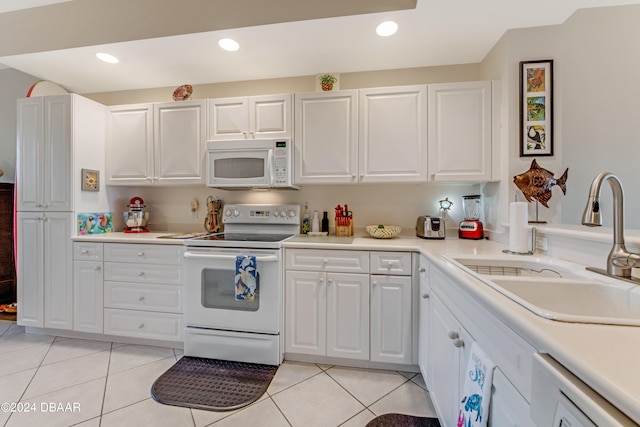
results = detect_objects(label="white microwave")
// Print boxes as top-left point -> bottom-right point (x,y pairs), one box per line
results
206,138 -> 298,189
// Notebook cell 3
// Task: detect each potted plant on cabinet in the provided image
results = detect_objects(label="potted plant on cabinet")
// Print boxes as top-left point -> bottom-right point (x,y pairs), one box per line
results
319,73 -> 337,91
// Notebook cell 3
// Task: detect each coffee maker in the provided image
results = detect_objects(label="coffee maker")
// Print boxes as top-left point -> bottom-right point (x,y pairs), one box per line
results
458,194 -> 484,239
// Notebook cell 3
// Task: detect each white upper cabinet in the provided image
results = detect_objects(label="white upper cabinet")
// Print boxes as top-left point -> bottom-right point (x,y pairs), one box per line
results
17,96 -> 72,212
208,94 -> 292,140
428,81 -> 492,182
294,90 -> 359,184
106,100 -> 206,186
106,103 -> 153,185
359,85 -> 428,183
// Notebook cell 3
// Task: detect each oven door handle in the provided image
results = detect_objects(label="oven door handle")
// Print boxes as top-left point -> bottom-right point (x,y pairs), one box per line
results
184,252 -> 279,262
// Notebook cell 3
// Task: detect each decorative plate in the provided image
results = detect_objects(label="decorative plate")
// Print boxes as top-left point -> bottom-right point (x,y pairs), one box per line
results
172,84 -> 193,101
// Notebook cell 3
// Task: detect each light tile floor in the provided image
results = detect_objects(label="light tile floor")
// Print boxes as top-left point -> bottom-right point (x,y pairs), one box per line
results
0,320 -> 438,426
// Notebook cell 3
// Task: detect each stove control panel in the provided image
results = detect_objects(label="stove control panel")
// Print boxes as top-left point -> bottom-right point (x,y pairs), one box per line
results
223,204 -> 300,224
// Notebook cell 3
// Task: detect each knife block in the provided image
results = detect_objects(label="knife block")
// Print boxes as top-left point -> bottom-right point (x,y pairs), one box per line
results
335,217 -> 353,237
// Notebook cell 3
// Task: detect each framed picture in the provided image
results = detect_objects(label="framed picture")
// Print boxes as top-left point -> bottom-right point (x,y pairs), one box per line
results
520,60 -> 553,156
81,168 -> 99,191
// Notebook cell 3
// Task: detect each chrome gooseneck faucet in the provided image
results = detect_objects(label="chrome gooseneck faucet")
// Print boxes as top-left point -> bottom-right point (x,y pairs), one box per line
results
582,172 -> 640,281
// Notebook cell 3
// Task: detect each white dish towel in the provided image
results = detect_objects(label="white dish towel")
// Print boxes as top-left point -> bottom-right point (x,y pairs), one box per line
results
458,342 -> 495,427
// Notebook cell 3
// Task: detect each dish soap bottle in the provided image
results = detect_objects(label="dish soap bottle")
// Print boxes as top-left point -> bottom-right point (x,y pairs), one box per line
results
312,211 -> 320,233
321,211 -> 329,233
302,202 -> 310,234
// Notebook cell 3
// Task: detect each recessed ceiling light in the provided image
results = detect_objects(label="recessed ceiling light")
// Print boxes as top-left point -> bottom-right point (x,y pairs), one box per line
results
96,52 -> 119,64
376,21 -> 398,37
218,38 -> 240,52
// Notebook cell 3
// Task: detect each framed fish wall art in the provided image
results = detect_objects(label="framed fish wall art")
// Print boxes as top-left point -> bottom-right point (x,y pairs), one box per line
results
520,60 -> 553,157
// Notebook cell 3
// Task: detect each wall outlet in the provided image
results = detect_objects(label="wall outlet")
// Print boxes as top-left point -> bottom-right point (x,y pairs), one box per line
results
536,236 -> 548,251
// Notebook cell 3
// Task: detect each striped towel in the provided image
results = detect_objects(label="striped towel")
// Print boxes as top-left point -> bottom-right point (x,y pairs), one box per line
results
235,255 -> 257,302
457,342 -> 495,427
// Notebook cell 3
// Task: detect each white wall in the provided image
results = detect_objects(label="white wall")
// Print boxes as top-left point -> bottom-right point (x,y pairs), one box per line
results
560,5 -> 640,229
0,68 -> 39,183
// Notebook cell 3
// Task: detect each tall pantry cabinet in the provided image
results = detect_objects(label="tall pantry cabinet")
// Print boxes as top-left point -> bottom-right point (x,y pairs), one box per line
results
16,94 -> 106,330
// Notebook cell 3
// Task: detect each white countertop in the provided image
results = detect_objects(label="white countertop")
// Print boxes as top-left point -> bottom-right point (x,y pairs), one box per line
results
284,232 -> 640,423
72,230 -> 640,422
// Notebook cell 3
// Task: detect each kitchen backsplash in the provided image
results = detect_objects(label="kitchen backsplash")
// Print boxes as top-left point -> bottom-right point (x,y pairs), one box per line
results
106,183 -> 481,235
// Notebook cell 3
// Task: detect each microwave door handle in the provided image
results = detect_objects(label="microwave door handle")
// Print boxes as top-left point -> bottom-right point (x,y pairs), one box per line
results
184,253 -> 279,262
267,150 -> 274,186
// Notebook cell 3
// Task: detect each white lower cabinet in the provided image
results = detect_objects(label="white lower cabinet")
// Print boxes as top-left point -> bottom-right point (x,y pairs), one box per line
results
17,212 -> 73,330
73,242 -> 104,333
285,249 -> 413,366
427,263 -> 537,427
417,255 -> 430,383
285,270 -> 369,360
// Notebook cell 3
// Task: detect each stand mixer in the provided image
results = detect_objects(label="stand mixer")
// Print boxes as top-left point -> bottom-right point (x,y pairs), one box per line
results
123,196 -> 150,233
458,194 -> 484,239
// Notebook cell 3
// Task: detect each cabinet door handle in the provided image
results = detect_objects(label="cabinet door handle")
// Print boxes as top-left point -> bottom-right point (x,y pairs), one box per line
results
137,252 -> 144,257
138,271 -> 145,277
319,277 -> 325,283
327,278 -> 334,284
81,249 -> 89,254
94,266 -> 101,271
422,293 -> 429,299
138,323 -> 145,329
138,296 -> 145,301
453,338 -> 465,348
372,281 -> 378,286
447,331 -> 458,340
419,267 -> 426,273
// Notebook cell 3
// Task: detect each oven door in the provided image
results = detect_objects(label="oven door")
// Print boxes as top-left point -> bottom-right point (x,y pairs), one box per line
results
206,148 -> 272,188
184,247 -> 282,334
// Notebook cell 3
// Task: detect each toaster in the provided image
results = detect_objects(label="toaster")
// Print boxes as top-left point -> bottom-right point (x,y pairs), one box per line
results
416,216 -> 445,239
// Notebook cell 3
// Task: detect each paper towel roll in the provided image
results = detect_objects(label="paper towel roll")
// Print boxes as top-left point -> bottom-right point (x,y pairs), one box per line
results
509,202 -> 529,253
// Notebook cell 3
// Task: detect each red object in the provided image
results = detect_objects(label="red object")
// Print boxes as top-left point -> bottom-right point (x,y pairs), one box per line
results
458,219 -> 484,239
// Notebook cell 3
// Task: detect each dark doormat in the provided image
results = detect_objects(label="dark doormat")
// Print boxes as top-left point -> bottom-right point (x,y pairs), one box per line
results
366,413 -> 441,427
151,356 -> 278,412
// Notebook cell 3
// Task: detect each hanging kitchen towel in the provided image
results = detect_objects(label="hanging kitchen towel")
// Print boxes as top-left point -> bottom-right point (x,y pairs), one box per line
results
235,255 -> 257,302
457,342 -> 495,427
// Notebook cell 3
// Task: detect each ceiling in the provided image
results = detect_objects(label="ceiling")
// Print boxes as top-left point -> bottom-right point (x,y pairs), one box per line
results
1,0 -> 639,94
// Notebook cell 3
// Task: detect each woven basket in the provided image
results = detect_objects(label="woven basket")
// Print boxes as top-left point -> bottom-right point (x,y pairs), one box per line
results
365,225 -> 401,239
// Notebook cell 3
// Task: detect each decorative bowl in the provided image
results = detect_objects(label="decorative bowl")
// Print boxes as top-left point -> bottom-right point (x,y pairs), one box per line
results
366,225 -> 401,239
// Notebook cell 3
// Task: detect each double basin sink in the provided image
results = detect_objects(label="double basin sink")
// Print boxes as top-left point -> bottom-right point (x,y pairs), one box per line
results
443,254 -> 640,326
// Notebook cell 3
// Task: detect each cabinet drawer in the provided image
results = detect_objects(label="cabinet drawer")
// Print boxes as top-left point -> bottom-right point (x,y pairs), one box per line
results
286,249 -> 369,273
74,242 -> 103,260
104,243 -> 183,265
370,252 -> 412,275
104,262 -> 182,285
104,308 -> 182,341
104,282 -> 183,313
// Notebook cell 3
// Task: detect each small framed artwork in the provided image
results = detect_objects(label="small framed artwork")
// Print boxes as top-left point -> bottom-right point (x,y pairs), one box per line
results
81,169 -> 99,191
520,60 -> 553,157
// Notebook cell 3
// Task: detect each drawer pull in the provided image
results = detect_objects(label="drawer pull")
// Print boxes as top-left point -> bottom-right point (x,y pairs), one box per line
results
422,293 -> 429,299
322,259 -> 329,264
137,252 -> 144,257
138,272 -> 145,277
447,331 -> 459,340
81,249 -> 89,255
138,296 -> 145,301
453,338 -> 465,348
94,266 -> 101,271
327,278 -> 334,284
138,323 -> 145,329
419,267 -> 426,273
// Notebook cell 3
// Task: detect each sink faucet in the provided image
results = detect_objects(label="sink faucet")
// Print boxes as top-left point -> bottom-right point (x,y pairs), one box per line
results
582,172 -> 640,280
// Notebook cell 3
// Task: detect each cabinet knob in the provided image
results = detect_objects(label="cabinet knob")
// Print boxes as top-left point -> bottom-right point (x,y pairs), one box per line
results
422,293 -> 429,299
453,338 -> 465,348
447,331 -> 458,340
372,281 -> 378,286
81,249 -> 89,254
319,277 -> 325,283
327,278 -> 334,284
138,271 -> 145,277
323,259 -> 328,264
419,267 -> 426,273
138,323 -> 145,329
138,296 -> 145,301
94,266 -> 101,271
137,252 -> 144,257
